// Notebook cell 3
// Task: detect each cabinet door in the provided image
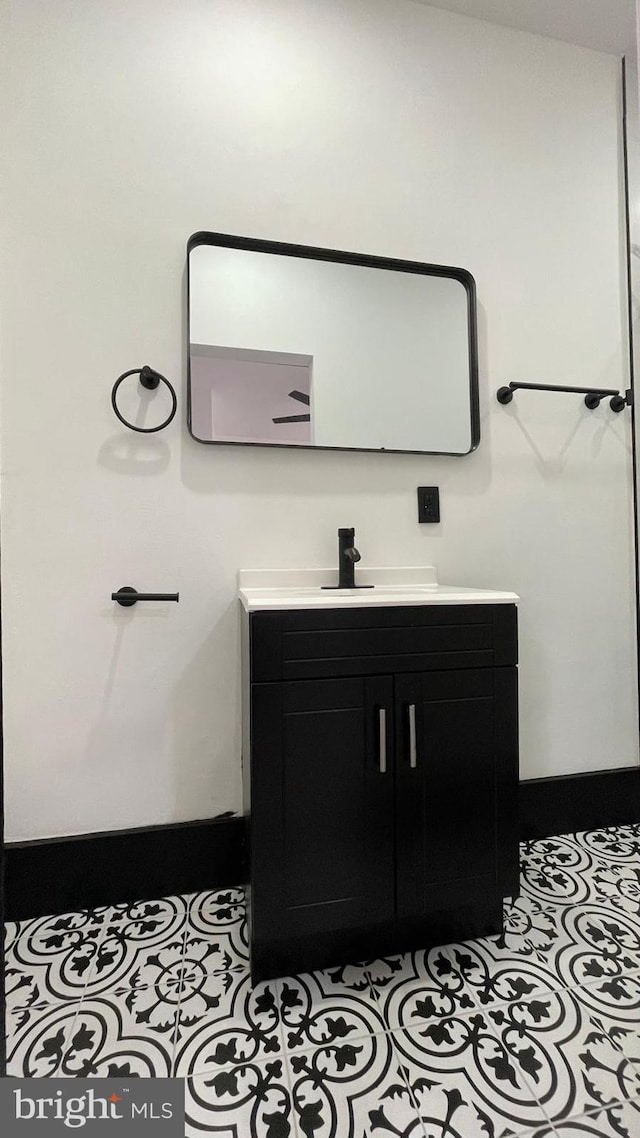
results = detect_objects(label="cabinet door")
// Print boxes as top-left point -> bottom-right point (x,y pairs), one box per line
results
251,676 -> 395,939
395,669 -> 504,917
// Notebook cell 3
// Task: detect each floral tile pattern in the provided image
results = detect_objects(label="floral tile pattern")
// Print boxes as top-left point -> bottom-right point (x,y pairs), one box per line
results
445,928 -> 564,1012
519,905 -> 640,990
287,1030 -> 425,1137
6,907 -> 109,1005
185,1058 -> 294,1137
6,825 -> 640,1136
7,1000 -> 83,1078
182,888 -> 248,974
367,945 -> 476,1029
392,1009 -> 551,1136
81,895 -> 189,995
278,965 -> 386,1054
538,1096 -> 640,1135
487,989 -> 640,1123
49,987 -> 178,1078
173,972 -> 282,1077
572,828 -> 640,866
572,968 -> 640,1027
504,893 -> 562,940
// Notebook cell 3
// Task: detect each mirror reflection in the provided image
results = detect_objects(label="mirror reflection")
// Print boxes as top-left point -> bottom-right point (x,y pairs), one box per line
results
188,234 -> 479,455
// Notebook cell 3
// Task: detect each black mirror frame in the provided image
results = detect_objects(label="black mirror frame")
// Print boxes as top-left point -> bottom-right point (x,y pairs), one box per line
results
186,231 -> 480,456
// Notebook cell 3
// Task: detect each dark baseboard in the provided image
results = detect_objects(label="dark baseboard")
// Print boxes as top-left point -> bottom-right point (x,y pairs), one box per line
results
4,769 -> 640,921
519,766 -> 640,842
4,813 -> 244,922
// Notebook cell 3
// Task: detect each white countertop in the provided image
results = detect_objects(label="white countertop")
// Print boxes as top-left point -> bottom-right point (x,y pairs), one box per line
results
238,567 -> 519,612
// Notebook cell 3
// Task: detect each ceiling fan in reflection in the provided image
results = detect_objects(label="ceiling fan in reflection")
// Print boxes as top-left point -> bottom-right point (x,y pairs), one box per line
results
272,390 -> 311,424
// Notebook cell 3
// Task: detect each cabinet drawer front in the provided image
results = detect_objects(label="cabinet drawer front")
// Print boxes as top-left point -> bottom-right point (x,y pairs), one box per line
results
250,604 -> 517,681
283,623 -> 491,661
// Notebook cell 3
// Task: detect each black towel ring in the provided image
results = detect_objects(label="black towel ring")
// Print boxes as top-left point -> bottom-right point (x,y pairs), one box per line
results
111,365 -> 178,433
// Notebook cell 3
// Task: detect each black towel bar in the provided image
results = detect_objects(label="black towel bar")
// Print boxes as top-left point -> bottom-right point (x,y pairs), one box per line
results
497,382 -> 632,412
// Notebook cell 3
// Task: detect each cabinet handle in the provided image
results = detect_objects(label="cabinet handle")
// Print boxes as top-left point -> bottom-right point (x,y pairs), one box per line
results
408,703 -> 417,769
378,707 -> 387,774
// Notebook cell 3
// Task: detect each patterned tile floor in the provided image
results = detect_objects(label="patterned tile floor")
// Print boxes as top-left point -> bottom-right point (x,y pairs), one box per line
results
5,825 -> 640,1136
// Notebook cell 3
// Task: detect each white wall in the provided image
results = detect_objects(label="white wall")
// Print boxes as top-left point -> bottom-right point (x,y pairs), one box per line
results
0,0 -> 636,842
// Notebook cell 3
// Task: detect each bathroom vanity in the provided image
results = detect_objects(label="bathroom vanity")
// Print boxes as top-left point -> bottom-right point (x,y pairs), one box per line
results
240,568 -> 519,983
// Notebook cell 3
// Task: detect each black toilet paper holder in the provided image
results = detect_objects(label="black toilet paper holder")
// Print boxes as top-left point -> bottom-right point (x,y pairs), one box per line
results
112,586 -> 179,607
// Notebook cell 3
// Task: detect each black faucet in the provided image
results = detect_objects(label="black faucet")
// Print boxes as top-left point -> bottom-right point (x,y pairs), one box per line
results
322,527 -> 374,590
338,527 -> 360,587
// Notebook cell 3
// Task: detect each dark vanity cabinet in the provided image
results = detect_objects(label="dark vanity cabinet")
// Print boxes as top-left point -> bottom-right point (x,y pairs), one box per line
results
242,603 -> 518,982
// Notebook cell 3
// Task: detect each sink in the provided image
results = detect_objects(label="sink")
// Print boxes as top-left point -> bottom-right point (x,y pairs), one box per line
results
238,567 -> 519,611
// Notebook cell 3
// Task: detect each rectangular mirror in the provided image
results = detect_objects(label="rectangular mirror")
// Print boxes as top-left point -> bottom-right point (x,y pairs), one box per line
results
187,232 -> 480,455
